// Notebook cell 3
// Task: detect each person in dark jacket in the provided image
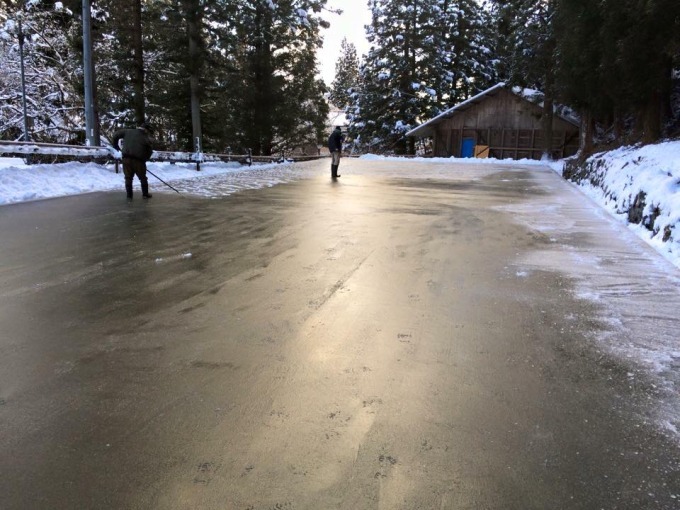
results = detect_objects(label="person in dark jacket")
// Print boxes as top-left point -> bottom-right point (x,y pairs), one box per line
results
112,123 -> 154,199
327,126 -> 344,179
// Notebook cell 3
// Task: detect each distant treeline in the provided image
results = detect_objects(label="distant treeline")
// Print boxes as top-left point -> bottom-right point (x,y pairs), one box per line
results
1,0 -> 678,156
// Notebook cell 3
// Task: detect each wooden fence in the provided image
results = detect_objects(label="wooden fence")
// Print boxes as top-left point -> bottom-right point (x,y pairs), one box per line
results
0,140 -> 325,171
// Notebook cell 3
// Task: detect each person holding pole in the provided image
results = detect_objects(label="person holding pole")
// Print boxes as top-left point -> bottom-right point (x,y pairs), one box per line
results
328,126 -> 344,179
112,123 -> 154,200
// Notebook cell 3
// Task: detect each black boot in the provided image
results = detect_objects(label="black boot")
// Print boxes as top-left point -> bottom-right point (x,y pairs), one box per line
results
125,179 -> 133,200
331,164 -> 340,179
141,179 -> 152,199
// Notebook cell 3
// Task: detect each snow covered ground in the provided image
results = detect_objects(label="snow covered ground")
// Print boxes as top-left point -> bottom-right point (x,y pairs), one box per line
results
559,141 -> 680,271
0,158 -> 316,204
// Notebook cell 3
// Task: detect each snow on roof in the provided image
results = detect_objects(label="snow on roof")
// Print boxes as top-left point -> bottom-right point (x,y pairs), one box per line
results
405,83 -> 506,138
406,82 -> 579,138
511,86 -> 580,126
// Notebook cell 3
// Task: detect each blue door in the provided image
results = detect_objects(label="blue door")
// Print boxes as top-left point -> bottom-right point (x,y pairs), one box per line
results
461,138 -> 475,158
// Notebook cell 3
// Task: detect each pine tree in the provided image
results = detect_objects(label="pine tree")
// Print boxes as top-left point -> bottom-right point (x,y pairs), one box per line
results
488,0 -> 559,156
553,0 -> 680,147
85,0 -> 146,138
611,0 -> 680,142
349,0 -> 495,154
141,0 -> 237,151
434,0 -> 496,104
329,38 -> 359,109
351,0 -> 440,153
0,0 -> 84,142
488,0 -> 520,80
226,0 -> 330,155
91,0 -> 146,128
489,0 -> 554,89
0,0 -> 338,154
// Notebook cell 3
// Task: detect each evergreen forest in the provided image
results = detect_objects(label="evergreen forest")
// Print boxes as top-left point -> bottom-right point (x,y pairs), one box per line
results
1,0 -> 679,156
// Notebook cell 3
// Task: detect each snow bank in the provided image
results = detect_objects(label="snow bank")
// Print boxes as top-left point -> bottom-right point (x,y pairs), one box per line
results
0,158 -> 273,205
562,141 -> 680,269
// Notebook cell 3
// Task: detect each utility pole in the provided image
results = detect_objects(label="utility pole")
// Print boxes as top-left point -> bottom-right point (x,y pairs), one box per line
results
17,19 -> 30,142
131,0 -> 145,125
82,0 -> 99,146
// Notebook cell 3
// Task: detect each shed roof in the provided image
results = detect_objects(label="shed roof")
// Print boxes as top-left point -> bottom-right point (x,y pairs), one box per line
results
405,83 -> 579,138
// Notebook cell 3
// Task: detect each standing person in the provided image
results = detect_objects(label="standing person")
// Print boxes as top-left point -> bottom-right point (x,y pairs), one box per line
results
112,123 -> 154,200
327,126 -> 344,179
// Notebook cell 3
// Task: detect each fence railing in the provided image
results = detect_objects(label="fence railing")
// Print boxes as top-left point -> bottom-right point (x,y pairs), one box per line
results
0,140 -> 112,158
0,140 -> 326,171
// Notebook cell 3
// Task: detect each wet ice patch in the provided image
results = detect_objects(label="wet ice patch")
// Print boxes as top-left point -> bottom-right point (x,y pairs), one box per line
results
172,162 -> 318,198
503,167 -> 680,442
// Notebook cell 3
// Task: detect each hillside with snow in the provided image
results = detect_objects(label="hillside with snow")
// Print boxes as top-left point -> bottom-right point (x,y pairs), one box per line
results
562,141 -> 680,270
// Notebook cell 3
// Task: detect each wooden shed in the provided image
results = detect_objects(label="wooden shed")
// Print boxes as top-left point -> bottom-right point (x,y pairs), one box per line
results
406,83 -> 580,160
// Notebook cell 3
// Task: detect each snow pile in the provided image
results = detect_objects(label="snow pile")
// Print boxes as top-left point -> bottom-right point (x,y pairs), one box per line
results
561,141 -> 680,268
0,144 -> 112,157
0,158 -> 275,205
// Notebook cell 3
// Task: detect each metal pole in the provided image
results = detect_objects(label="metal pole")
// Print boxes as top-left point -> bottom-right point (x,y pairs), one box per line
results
82,0 -> 95,146
17,19 -> 30,142
146,169 -> 182,194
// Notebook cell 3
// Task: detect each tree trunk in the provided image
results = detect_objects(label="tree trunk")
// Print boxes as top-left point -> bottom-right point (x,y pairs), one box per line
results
542,94 -> 554,159
91,63 -> 101,146
407,136 -> 415,155
642,89 -> 662,144
400,8 -> 416,156
579,110 -> 594,157
131,0 -> 145,125
613,109 -> 624,141
250,4 -> 274,156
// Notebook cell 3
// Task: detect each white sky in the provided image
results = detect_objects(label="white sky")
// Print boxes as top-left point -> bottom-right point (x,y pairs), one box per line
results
317,0 -> 372,85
